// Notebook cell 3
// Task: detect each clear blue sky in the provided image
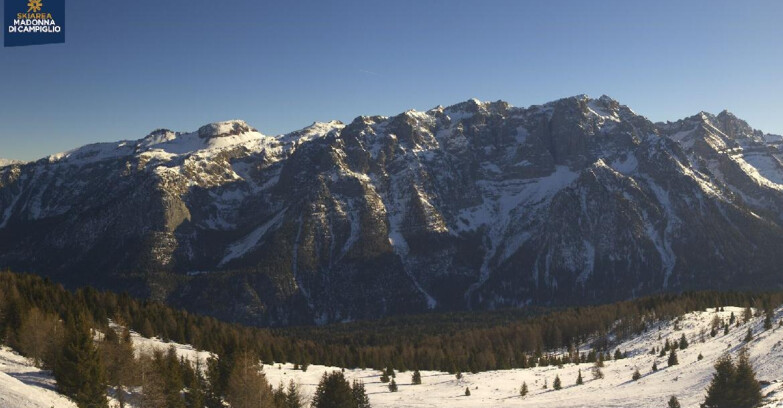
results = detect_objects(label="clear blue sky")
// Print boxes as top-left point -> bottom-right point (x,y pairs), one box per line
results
1,0 -> 781,161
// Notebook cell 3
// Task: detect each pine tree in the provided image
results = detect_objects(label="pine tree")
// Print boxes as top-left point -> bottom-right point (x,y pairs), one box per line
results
139,354 -> 167,408
698,353 -> 704,361
668,396 -> 681,408
668,349 -> 678,366
411,369 -> 422,385
730,311 -> 736,325
100,325 -> 135,408
652,361 -> 658,372
632,368 -> 641,381
380,371 -> 390,383
764,313 -> 773,330
312,371 -> 355,408
520,381 -> 528,397
185,361 -> 208,408
553,374 -> 562,390
679,333 -> 688,349
455,371 -> 462,380
703,355 -> 737,408
576,369 -> 583,385
388,379 -> 398,392
352,379 -> 371,408
161,347 -> 186,408
724,324 -> 729,335
273,382 -> 287,408
745,327 -> 753,342
54,314 -> 108,408
464,387 -> 471,396
286,380 -> 305,408
732,350 -> 762,408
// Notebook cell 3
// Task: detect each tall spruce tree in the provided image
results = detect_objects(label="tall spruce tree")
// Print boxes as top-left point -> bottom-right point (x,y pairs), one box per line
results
702,350 -> 762,408
668,349 -> 679,366
732,350 -> 762,408
285,379 -> 305,408
54,314 -> 108,408
703,355 -> 737,408
312,371 -> 355,408
352,379 -> 371,408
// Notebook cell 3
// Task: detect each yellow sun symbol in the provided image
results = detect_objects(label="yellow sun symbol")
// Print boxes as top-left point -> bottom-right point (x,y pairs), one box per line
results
27,0 -> 42,12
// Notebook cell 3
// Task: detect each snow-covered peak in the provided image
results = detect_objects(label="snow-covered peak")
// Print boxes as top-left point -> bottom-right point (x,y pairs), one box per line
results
45,120 -> 268,166
277,120 -> 345,145
0,158 -> 22,168
48,141 -> 137,165
139,128 -> 178,148
197,120 -> 255,139
587,96 -> 621,122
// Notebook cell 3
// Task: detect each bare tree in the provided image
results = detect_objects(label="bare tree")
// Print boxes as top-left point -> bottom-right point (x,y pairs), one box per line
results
226,351 -> 275,408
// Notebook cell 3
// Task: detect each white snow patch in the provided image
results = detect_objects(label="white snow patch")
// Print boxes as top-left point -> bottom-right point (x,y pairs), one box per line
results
219,210 -> 286,266
0,346 -> 77,408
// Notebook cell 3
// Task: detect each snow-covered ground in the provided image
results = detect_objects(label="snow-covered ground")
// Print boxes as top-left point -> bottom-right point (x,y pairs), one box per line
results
0,346 -> 76,408
263,306 -> 783,408
3,306 -> 783,407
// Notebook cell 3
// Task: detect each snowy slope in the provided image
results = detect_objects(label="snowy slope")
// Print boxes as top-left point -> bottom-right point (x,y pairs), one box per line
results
3,306 -> 783,407
0,346 -> 77,408
0,159 -> 21,168
262,306 -> 783,408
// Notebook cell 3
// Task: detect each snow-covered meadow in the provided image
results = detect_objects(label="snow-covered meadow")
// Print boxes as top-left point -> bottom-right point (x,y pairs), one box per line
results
3,306 -> 783,407
264,306 -> 783,408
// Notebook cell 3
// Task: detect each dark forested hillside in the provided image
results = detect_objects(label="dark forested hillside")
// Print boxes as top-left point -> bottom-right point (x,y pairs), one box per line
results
2,270 -> 781,374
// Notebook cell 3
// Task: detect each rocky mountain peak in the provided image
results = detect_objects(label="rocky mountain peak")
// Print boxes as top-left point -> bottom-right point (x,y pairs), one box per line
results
197,120 -> 255,139
140,128 -> 178,148
0,158 -> 21,168
714,110 -> 756,139
4,96 -> 783,326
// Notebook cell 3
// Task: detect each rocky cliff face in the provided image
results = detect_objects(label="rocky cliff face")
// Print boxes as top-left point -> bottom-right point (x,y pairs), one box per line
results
2,96 -> 783,326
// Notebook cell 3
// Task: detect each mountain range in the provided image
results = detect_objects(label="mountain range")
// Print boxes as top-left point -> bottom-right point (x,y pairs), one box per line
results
2,95 -> 783,326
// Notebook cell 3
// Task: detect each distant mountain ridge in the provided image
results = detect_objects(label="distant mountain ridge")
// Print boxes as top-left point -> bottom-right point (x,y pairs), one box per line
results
0,158 -> 22,167
2,95 -> 783,326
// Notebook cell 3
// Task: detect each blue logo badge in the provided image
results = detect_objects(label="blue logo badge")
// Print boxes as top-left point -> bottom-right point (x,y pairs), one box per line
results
5,0 -> 64,47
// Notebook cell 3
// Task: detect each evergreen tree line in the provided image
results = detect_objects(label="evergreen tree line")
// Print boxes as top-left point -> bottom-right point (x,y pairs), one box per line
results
0,270 -> 781,397
2,271 -> 782,374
